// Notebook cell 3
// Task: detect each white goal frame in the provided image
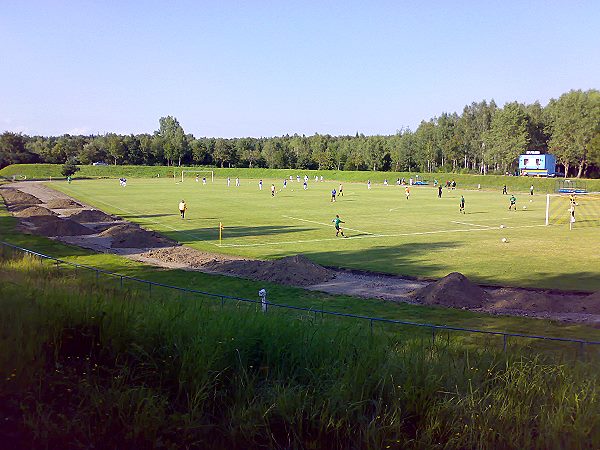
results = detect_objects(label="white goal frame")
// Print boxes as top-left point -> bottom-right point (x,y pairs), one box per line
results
545,192 -> 600,226
181,170 -> 214,183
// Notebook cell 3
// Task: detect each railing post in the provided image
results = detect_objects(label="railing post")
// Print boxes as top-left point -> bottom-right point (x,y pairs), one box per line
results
370,319 -> 373,336
503,335 -> 508,353
148,283 -> 152,296
120,276 -> 123,289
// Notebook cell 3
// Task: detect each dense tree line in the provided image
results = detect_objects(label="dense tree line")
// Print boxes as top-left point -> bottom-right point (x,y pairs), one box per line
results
2,90 -> 599,177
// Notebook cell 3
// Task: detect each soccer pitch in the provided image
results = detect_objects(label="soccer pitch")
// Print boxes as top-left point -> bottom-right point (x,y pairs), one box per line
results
52,177 -> 600,292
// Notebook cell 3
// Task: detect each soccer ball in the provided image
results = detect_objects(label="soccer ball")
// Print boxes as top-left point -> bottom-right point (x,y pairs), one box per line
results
500,224 -> 505,229
529,200 -> 533,203
501,238 -> 507,243
522,206 -> 527,210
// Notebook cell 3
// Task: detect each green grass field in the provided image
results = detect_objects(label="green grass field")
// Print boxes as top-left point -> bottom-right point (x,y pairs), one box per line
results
50,176 -> 600,291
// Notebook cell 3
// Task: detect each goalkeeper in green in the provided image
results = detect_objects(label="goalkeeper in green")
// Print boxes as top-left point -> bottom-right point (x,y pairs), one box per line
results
332,215 -> 347,237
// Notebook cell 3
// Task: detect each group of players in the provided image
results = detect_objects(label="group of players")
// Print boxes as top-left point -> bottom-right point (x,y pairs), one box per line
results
176,175 -> 552,238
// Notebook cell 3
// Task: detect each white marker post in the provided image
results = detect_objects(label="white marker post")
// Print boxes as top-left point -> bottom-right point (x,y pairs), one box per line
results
259,289 -> 268,313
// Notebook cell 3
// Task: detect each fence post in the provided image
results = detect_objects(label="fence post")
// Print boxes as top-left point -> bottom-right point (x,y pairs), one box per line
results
432,328 -> 436,346
120,276 -> 123,289
503,335 -> 508,353
370,319 -> 373,336
221,296 -> 224,309
148,282 -> 152,296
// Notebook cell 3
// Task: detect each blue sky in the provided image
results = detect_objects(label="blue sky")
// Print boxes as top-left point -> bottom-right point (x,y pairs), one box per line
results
1,1 -> 598,137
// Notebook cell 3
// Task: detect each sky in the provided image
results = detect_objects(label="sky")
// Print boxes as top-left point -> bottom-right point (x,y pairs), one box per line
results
1,0 -> 599,138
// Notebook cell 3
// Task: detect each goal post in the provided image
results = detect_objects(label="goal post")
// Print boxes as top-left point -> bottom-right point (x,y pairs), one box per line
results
181,170 -> 214,183
545,192 -> 600,228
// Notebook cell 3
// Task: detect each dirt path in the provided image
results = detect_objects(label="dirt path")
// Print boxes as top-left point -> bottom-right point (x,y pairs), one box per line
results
3,181 -> 600,326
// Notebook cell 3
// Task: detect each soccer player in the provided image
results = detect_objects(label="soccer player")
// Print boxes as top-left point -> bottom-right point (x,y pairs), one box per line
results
235,177 -> 240,187
271,184 -> 276,196
530,184 -> 534,195
303,180 -> 308,190
227,177 -> 231,187
331,188 -> 337,202
438,185 -> 442,198
384,179 -> 388,186
338,184 -> 343,197
283,179 -> 287,188
195,175 -> 199,183
202,177 -> 207,185
502,185 -> 508,195
459,195 -> 465,214
367,180 -> 371,190
259,179 -> 263,190
179,200 -> 187,219
405,186 -> 410,200
509,195 -> 517,210
332,215 -> 346,237
296,175 -> 300,182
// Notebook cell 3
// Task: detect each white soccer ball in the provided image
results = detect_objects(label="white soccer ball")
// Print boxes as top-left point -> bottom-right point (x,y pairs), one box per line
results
501,238 -> 507,243
523,206 -> 527,210
529,200 -> 533,203
500,224 -> 505,229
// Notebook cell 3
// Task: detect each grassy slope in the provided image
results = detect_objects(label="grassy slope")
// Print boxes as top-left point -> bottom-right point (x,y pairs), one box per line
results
1,187 -> 600,343
2,257 -> 599,449
49,176 -> 600,292
3,163 -> 600,192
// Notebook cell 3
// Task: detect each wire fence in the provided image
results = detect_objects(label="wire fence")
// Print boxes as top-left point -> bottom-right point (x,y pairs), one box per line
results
2,240 -> 599,356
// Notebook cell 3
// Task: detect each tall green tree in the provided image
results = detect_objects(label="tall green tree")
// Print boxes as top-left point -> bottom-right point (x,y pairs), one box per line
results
158,116 -> 188,166
545,90 -> 600,177
483,102 -> 529,173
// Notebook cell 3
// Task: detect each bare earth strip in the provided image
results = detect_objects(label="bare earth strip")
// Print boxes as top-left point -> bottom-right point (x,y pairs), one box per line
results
2,181 -> 600,326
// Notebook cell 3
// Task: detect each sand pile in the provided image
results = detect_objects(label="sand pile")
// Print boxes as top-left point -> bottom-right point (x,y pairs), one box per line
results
412,272 -> 489,308
0,188 -> 42,208
14,206 -> 56,218
45,198 -> 82,209
99,224 -> 174,248
25,216 -> 96,237
142,246 -> 242,267
67,209 -> 116,223
206,254 -> 335,286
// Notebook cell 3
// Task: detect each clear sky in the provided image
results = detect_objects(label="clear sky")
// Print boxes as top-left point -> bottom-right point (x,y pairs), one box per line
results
1,1 -> 599,138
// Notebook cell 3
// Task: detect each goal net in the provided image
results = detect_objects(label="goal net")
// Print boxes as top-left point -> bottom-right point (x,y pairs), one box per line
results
545,193 -> 600,228
181,170 -> 214,183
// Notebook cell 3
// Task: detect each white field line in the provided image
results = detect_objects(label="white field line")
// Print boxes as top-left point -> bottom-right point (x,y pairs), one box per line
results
282,215 -> 378,235
451,221 -> 491,228
80,196 -> 218,245
218,223 -> 547,248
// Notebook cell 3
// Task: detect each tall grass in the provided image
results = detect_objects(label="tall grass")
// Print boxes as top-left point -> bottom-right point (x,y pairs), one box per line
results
1,253 -> 600,449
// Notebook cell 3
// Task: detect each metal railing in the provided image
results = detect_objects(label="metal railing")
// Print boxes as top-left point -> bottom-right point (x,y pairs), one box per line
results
2,240 -> 600,354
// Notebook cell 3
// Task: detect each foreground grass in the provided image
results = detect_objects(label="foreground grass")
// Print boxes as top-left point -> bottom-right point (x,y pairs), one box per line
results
1,253 -> 599,449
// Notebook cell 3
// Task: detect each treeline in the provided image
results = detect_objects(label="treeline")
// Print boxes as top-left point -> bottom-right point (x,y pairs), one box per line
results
2,89 -> 599,177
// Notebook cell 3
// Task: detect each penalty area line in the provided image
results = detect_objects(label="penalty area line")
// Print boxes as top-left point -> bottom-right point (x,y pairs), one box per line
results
451,221 -> 491,228
218,223 -> 547,248
282,215 -> 378,236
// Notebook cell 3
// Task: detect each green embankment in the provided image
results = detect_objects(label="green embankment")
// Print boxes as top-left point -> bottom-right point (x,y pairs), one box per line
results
1,253 -> 600,449
3,163 -> 600,193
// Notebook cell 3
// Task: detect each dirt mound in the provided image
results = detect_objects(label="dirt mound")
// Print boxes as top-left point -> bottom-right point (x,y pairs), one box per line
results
582,292 -> 600,314
142,246 -> 245,267
205,254 -> 335,287
99,224 -> 174,248
0,188 -> 42,207
14,206 -> 56,218
45,198 -> 82,209
412,272 -> 489,308
67,209 -> 116,223
25,216 -> 96,237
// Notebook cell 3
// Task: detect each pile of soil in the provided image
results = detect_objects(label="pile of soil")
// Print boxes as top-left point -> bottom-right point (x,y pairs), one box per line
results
45,198 -> 82,209
0,188 -> 42,208
14,206 -> 55,218
99,224 -> 174,248
142,246 -> 245,267
206,254 -> 335,287
412,272 -> 489,308
66,209 -> 116,223
485,289 -> 600,315
24,216 -> 96,237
